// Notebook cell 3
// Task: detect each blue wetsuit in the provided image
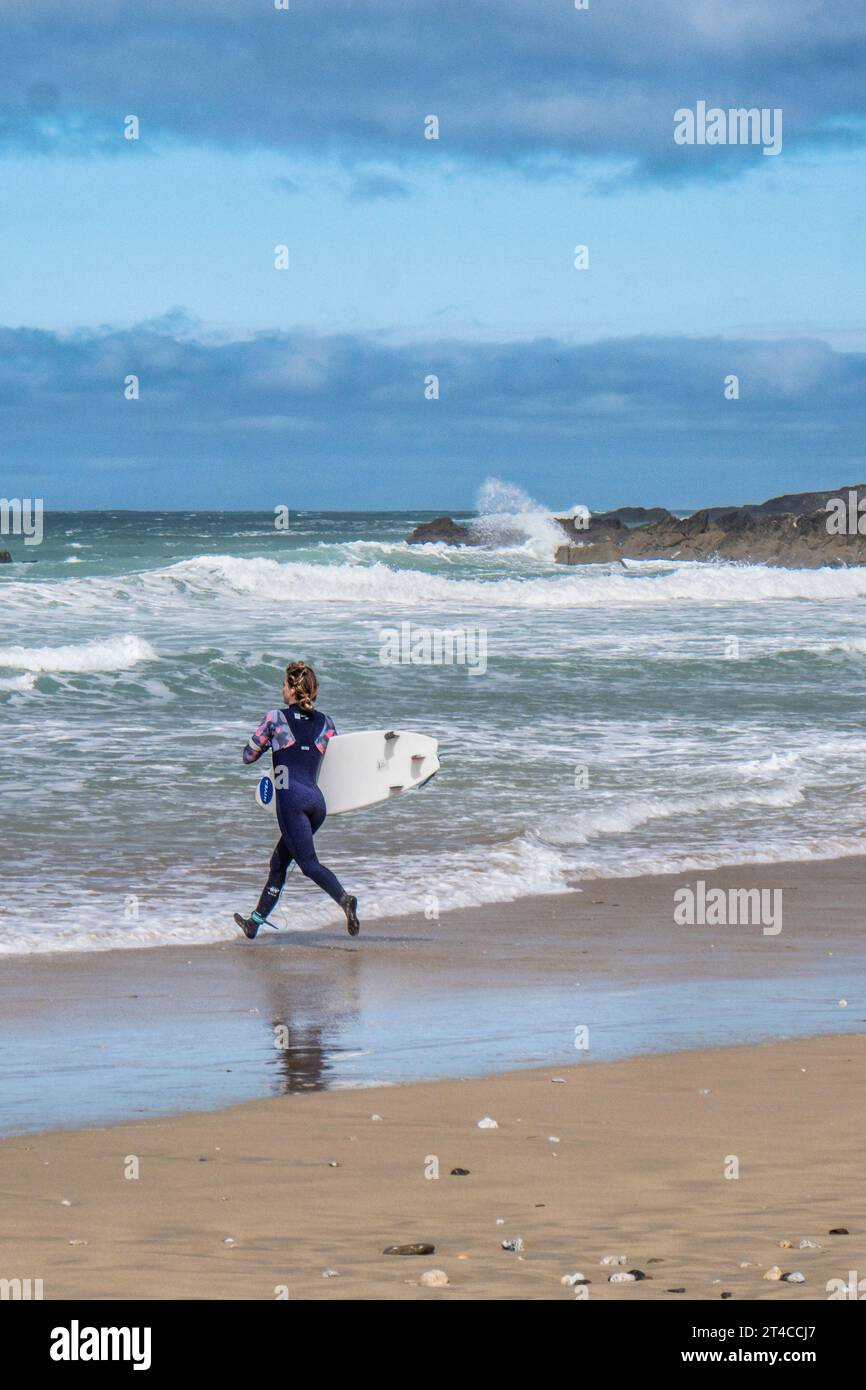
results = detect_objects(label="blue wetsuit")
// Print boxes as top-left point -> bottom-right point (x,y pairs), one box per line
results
243,704 -> 346,916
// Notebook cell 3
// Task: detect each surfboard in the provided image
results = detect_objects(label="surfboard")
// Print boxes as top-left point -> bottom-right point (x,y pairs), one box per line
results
254,729 -> 440,816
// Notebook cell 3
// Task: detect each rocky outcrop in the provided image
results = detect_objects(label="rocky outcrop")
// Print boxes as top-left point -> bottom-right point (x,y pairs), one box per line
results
406,516 -> 482,546
704,484 -> 866,521
556,499 -> 866,567
406,487 -> 866,566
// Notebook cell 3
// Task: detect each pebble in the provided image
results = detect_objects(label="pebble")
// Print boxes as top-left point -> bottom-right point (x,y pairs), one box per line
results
68,1239 -> 88,1247
321,1269 -> 339,1279
551,1077 -> 566,1084
223,1237 -> 236,1247
60,1199 -> 72,1207
609,1271 -> 637,1283
798,1239 -> 821,1249
838,999 -> 848,1008
763,1266 -> 783,1281
419,1269 -> 449,1287
721,1292 -> 733,1300
450,1168 -> 470,1176
829,1227 -> 849,1235
560,1272 -> 588,1286
548,1136 -> 560,1143
783,1271 -> 805,1283
383,1243 -> 435,1256
328,1161 -> 340,1168
371,1114 -> 383,1122
600,1254 -> 627,1266
477,1117 -> 498,1129
739,1262 -> 756,1268
501,1238 -> 524,1252
628,1270 -> 649,1281
667,1287 -> 687,1294
779,1240 -> 793,1249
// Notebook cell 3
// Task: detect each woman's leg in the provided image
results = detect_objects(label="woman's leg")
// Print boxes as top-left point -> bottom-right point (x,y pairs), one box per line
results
278,796 -> 346,905
253,837 -> 292,920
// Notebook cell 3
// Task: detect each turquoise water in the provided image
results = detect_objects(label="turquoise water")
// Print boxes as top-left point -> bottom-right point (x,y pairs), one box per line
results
3,492 -> 866,955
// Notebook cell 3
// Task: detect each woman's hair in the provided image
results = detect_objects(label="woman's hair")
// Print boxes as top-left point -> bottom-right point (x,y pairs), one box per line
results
284,661 -> 318,714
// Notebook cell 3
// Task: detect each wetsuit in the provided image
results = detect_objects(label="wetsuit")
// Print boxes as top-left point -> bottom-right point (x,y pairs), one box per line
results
243,704 -> 345,918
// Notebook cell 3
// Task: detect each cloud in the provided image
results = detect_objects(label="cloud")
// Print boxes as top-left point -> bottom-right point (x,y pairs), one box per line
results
346,173 -> 412,201
2,320 -> 864,506
2,1 -> 865,180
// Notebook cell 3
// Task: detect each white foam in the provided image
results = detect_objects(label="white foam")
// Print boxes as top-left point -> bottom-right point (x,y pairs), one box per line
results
0,633 -> 157,673
470,477 -> 567,561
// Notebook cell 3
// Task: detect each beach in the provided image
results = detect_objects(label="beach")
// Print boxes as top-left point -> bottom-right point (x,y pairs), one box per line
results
1,855 -> 863,1300
1,1035 -> 862,1301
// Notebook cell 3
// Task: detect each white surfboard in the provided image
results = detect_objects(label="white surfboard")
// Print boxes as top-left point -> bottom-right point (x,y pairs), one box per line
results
254,729 -> 440,816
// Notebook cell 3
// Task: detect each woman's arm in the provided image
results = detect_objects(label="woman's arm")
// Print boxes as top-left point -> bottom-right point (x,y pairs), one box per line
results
243,711 -> 276,764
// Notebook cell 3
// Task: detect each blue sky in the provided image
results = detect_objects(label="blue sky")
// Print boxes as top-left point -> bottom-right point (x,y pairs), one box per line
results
2,0 -> 865,509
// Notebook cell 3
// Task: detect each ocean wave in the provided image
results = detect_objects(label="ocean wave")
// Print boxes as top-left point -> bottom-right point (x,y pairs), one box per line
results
4,551 -> 866,621
0,633 -> 158,673
140,553 -> 866,612
538,781 -> 808,848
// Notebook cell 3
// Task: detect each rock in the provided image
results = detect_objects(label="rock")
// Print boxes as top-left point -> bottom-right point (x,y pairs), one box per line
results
560,1272 -> 588,1286
477,1116 -> 498,1129
763,1266 -> 783,1281
609,1271 -> 637,1283
0,550 -> 11,563
783,1271 -> 806,1283
501,1238 -> 524,1252
371,1114 -> 383,1122
600,1254 -> 628,1266
798,1240 -> 821,1249
548,1136 -> 560,1143
721,1292 -> 733,1299
222,1237 -> 236,1247
321,1268 -> 339,1278
829,1228 -> 849,1235
419,1269 -> 449,1287
406,516 -> 481,546
450,1168 -> 470,1176
328,1161 -> 340,1167
383,1243 -> 435,1256
779,1240 -> 793,1249
555,485 -> 866,569
628,1270 -> 650,1280
550,1077 -> 566,1083
667,1287 -> 687,1293
838,999 -> 848,1007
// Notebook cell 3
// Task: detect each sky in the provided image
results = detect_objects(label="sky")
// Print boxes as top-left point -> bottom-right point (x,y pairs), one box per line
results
1,0 -> 865,510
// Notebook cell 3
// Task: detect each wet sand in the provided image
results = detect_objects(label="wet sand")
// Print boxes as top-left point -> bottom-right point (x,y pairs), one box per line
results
1,855 -> 864,1134
0,1034 -> 863,1300
1,856 -> 864,1299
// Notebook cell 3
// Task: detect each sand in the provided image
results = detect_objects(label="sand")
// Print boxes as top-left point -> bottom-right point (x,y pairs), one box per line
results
1,1034 -> 863,1301
1,855 -> 864,1300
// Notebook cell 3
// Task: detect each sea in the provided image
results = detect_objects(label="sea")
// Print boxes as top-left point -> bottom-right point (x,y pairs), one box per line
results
3,480 -> 866,958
